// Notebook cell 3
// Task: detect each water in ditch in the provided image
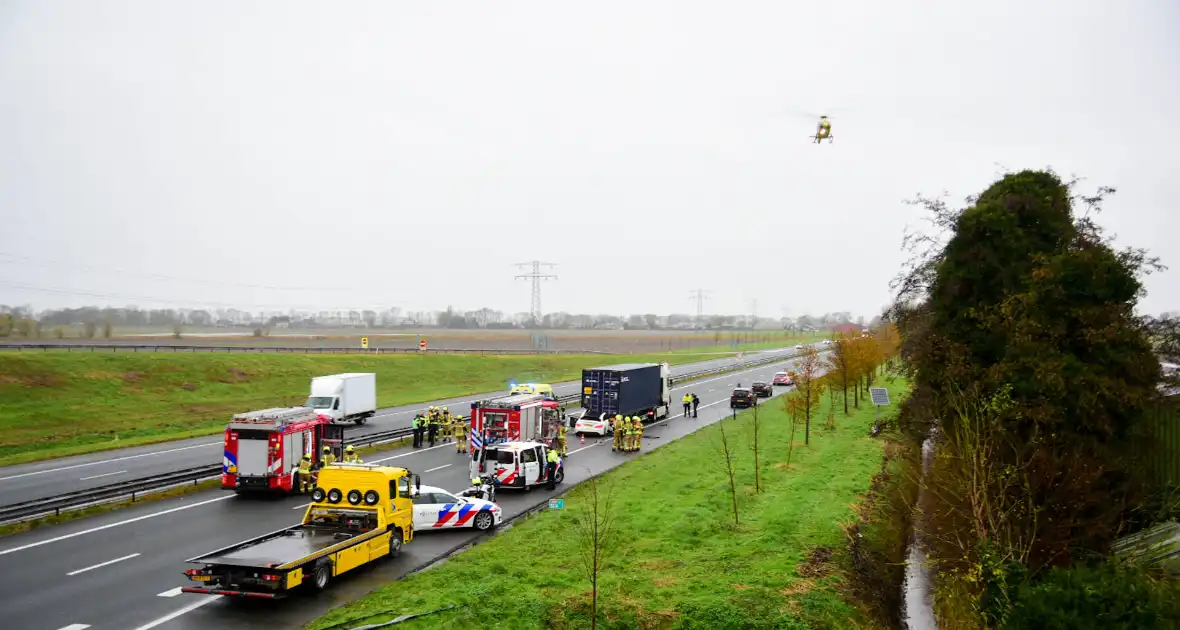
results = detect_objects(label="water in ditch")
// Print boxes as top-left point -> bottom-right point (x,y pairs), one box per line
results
903,436 -> 937,630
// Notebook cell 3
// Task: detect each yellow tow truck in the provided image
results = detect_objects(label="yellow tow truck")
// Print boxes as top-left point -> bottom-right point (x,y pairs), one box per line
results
181,463 -> 419,598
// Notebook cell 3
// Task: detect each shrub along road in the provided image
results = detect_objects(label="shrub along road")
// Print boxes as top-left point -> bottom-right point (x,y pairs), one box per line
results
0,353 -> 810,630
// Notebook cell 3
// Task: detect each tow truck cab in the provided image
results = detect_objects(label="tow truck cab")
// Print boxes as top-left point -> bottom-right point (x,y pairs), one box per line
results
182,464 -> 420,598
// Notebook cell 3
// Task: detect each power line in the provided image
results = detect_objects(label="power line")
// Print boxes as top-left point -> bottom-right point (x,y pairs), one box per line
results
0,280 -> 395,312
0,252 -> 364,293
514,261 -> 557,326
687,289 -> 710,322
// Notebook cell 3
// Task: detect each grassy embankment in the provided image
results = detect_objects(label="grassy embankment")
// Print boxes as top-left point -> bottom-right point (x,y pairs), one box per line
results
307,378 -> 911,630
0,350 -> 750,467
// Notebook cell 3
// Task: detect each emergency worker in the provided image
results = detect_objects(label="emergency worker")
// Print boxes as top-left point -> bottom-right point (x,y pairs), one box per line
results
692,393 -> 700,417
624,417 -> 636,452
556,423 -> 568,456
298,455 -> 314,493
411,414 -> 421,447
427,411 -> 440,446
612,414 -> 624,451
682,393 -> 692,417
455,416 -> 468,454
441,409 -> 453,444
320,445 -> 336,467
545,448 -> 560,490
343,445 -> 361,463
633,416 -> 644,451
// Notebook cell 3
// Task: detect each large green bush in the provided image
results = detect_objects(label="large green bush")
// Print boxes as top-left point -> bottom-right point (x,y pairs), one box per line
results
1000,563 -> 1180,629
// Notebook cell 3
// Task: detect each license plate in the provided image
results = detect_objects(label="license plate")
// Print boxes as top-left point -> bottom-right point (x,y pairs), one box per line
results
190,575 -> 212,581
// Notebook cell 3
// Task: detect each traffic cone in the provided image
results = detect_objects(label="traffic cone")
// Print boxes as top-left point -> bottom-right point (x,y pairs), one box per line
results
580,434 -> 585,444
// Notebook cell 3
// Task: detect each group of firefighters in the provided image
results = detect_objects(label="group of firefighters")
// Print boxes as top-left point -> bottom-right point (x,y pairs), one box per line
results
296,444 -> 363,493
411,406 -> 471,453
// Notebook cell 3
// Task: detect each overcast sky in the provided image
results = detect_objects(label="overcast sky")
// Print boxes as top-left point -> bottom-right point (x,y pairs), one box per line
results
1,0 -> 1177,318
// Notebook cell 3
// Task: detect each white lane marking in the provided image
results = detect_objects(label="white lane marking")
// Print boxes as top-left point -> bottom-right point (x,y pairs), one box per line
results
0,441 -> 221,482
157,587 -> 183,597
370,441 -> 450,463
66,552 -> 141,576
424,464 -> 451,473
132,595 -> 222,630
292,502 -> 311,510
57,625 -> 90,630
567,443 -> 600,456
0,495 -> 233,556
79,470 -> 127,481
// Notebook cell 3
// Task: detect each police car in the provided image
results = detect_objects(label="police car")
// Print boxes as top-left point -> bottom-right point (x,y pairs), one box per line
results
574,414 -> 612,436
411,484 -> 502,532
480,441 -> 564,490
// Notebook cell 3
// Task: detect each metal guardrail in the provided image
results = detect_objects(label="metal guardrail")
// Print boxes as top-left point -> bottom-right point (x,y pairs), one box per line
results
0,348 -> 809,525
0,344 -> 611,355
0,465 -> 222,525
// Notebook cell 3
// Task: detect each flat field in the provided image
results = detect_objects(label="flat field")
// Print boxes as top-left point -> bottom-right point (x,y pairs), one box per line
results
0,328 -> 820,354
0,350 -> 738,466
307,377 -> 910,630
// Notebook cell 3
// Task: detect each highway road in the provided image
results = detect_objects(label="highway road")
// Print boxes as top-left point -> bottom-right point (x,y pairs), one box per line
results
0,351 -> 816,630
0,348 -> 804,506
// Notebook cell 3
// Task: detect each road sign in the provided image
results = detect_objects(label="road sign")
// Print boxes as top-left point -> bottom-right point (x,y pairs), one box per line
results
361,337 -> 368,349
419,339 -> 427,350
548,498 -> 564,510
869,388 -> 890,406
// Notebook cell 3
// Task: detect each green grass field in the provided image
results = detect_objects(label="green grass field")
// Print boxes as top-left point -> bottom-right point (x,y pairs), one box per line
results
0,351 -> 736,467
307,378 -> 910,630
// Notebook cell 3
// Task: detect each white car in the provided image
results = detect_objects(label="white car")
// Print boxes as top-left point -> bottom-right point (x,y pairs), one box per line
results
795,344 -> 804,350
411,484 -> 501,532
574,415 -> 612,436
822,339 -> 832,345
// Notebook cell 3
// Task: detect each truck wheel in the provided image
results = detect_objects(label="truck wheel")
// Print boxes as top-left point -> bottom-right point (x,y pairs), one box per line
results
388,528 -> 403,557
311,561 -> 331,591
354,417 -> 366,425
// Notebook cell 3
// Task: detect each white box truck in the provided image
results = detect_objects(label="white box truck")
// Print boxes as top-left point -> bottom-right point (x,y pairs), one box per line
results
307,373 -> 377,425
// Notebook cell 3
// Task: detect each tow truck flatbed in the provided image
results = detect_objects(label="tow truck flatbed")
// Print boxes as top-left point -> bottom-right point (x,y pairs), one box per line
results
187,524 -> 371,569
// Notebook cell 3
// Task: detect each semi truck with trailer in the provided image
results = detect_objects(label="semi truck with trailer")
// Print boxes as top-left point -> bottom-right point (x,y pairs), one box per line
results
579,362 -> 672,426
182,463 -> 420,597
307,373 -> 378,425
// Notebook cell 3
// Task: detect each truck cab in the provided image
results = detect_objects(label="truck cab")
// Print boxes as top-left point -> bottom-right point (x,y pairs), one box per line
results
182,464 -> 420,597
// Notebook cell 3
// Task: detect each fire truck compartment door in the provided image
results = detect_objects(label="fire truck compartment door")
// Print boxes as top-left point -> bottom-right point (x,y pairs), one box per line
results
237,438 -> 270,476
285,431 -> 305,472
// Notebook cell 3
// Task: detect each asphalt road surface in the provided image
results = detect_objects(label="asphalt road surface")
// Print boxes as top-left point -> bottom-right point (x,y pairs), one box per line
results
0,352 -> 819,630
0,347 -> 810,506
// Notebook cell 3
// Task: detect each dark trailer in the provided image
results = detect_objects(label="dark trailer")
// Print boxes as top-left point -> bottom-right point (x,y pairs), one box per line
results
581,363 -> 671,421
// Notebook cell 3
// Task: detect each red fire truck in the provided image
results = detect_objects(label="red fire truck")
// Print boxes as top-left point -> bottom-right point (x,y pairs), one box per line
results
221,407 -> 344,494
468,393 -> 563,454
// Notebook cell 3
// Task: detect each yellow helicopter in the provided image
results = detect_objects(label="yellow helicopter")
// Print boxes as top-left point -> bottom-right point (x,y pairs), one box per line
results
810,114 -> 833,144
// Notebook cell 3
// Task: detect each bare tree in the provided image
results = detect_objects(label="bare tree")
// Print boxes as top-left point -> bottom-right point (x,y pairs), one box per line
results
172,324 -> 183,339
784,396 -> 800,470
717,411 -> 740,525
82,321 -> 98,339
102,319 -> 113,339
751,401 -> 762,493
574,473 -> 617,630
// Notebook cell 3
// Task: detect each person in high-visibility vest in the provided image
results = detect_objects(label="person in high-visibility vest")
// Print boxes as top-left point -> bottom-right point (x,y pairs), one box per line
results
343,445 -> 362,463
618,415 -> 627,455
441,409 -> 453,444
455,416 -> 468,454
682,393 -> 692,417
320,445 -> 336,467
555,423 -> 568,456
633,416 -> 644,451
298,455 -> 314,493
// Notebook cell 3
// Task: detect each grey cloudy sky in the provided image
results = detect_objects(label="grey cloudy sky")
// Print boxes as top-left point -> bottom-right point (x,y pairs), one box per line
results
1,0 -> 1177,318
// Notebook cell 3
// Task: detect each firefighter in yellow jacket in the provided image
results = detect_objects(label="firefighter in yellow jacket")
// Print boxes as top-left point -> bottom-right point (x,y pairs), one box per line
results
298,455 -> 314,493
555,423 -> 568,456
625,417 -> 638,452
441,408 -> 453,443
454,416 -> 468,454
632,416 -> 644,452
611,414 -> 624,451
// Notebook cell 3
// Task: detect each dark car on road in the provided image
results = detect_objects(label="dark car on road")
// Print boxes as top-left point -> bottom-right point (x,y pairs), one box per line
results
751,381 -> 773,398
730,387 -> 757,408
